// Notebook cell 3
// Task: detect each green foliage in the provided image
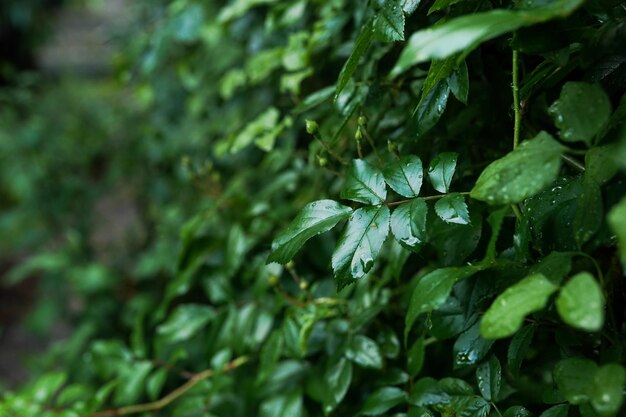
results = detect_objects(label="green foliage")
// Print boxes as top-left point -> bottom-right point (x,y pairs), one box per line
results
2,0 -> 626,417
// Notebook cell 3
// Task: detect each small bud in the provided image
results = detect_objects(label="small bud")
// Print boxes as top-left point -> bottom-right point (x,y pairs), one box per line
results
358,115 -> 368,126
299,280 -> 308,290
286,260 -> 296,270
355,127 -> 363,142
387,139 -> 397,153
305,119 -> 319,135
317,156 -> 328,167
268,275 -> 279,286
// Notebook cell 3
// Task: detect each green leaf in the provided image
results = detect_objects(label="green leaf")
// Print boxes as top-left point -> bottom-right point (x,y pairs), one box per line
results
556,272 -> 604,332
390,199 -> 428,251
448,61 -> 469,104
507,325 -> 535,376
374,0 -> 405,42
322,358 -> 353,414
503,406 -> 531,417
341,159 -> 388,205
470,132 -> 566,205
415,81 -> 450,137
591,364 -> 625,416
428,152 -> 458,193
346,335 -> 384,369
450,396 -> 491,417
435,193 -> 470,225
402,0 -> 421,14
539,405 -> 569,417
608,197 -> 626,268
482,206 -> 508,264
230,107 -> 281,153
454,320 -> 495,367
480,273 -> 558,339
383,155 -> 424,198
476,356 -> 501,401
336,19 -> 374,99
549,82 -> 611,145
428,0 -> 466,14
268,200 -> 352,264
573,177 -> 603,246
419,56 -> 460,109
530,251 -> 575,284
332,205 -> 390,287
157,304 -> 215,343
406,266 -> 481,336
554,358 -> 597,404
360,387 -> 407,416
408,377 -> 451,406
408,337 -> 426,377
259,391 -> 303,417
390,1 -> 584,76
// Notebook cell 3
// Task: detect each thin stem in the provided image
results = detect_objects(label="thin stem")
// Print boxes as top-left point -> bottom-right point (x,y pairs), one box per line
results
362,129 -> 383,167
512,49 -> 521,150
386,192 -> 471,207
90,356 -> 250,417
561,154 -> 585,172
314,132 -> 347,165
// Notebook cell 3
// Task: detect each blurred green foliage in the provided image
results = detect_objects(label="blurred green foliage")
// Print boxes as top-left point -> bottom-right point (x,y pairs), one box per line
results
1,0 -> 626,417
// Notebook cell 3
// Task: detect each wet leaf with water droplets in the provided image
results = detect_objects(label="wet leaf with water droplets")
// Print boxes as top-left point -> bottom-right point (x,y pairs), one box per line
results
332,205 -> 390,289
538,404 -> 569,417
390,199 -> 428,252
471,132 -> 566,205
435,193 -> 470,225
556,272 -> 604,332
476,356 -> 501,401
383,155 -> 424,198
341,159 -> 387,205
373,0 -> 405,43
346,335 -> 384,369
454,320 -> 494,367
480,273 -> 557,339
360,386 -> 407,416
549,82 -> 611,145
268,200 -> 353,264
428,152 -> 458,193
415,81 -> 450,138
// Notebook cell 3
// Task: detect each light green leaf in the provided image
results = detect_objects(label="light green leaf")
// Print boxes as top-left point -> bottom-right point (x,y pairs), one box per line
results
323,358 -> 353,414
384,155 -> 424,198
554,358 -> 597,404
390,199 -> 428,251
268,200 -> 352,264
608,197 -> 626,268
415,81 -> 450,137
556,272 -> 604,332
361,387 -> 407,416
157,304 -> 215,343
259,391 -> 303,417
476,356 -> 501,401
549,82 -> 611,145
402,0 -> 421,14
428,152 -> 458,193
336,19 -> 374,99
470,132 -> 566,205
230,107 -> 280,153
390,0 -> 584,76
341,159 -> 388,205
332,205 -> 390,287
480,273 -> 558,339
592,364 -> 625,416
374,0 -> 405,42
346,335 -> 384,369
406,266 -> 481,335
435,193 -> 470,225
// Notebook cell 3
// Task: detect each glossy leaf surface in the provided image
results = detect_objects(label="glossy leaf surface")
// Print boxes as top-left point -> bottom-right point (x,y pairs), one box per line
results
341,159 -> 387,205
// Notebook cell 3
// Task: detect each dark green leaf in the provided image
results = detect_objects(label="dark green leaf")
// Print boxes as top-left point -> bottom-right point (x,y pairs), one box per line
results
449,395 -> 491,417
346,335 -> 384,369
408,337 -> 425,377
480,273 -> 558,339
608,197 -> 626,268
476,356 -> 501,401
259,391 -> 303,417
503,406 -> 532,417
591,364 -> 625,416
556,272 -> 604,332
408,377 -> 451,406
507,325 -> 535,376
482,206 -> 508,264
415,81 -> 450,137
549,82 -> 611,145
529,252 -> 575,284
360,387 -> 407,416
390,199 -> 428,251
406,266 -> 481,336
448,61 -> 469,104
332,205 -> 390,287
157,304 -> 215,343
539,405 -> 569,417
435,193 -> 470,225
374,0 -> 405,42
573,177 -> 602,246
268,200 -> 352,264
554,358 -> 597,404
454,320 -> 495,367
341,159 -> 387,205
336,20 -> 374,99
428,0 -> 465,14
471,132 -> 566,205
419,56 -> 460,109
428,152 -> 458,193
391,0 -> 584,76
322,358 -> 352,414
586,145 -> 619,185
384,155 -> 424,198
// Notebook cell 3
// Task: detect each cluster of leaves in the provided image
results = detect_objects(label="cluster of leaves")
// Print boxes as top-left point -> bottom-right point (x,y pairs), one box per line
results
2,0 -> 626,417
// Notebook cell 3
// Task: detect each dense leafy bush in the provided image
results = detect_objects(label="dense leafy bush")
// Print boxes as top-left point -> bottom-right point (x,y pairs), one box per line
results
1,0 -> 626,417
